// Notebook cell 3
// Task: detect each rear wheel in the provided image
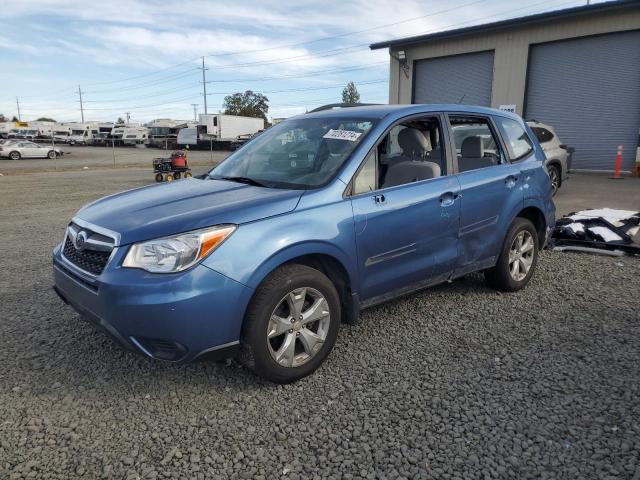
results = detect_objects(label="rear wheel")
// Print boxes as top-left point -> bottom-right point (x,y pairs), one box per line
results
240,264 -> 341,383
9,151 -> 20,160
547,165 -> 560,196
173,172 -> 181,180
485,217 -> 539,292
184,171 -> 192,178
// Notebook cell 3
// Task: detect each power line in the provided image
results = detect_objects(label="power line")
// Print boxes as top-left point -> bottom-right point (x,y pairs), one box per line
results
205,79 -> 387,96
205,62 -> 388,83
72,0 -> 484,89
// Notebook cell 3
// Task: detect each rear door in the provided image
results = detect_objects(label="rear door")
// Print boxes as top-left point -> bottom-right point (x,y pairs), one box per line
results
447,114 -> 525,276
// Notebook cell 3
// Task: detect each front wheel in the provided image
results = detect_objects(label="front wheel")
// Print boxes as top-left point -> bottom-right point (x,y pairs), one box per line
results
47,150 -> 57,159
240,264 -> 341,383
485,218 -> 539,292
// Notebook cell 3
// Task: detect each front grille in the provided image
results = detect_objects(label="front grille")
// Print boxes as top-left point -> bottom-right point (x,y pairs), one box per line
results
62,236 -> 111,275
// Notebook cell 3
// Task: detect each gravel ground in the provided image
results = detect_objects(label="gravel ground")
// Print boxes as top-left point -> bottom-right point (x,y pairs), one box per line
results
1,169 -> 639,479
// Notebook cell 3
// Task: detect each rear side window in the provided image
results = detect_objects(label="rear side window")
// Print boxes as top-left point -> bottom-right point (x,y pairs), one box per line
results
495,117 -> 533,160
530,126 -> 554,144
450,116 -> 502,173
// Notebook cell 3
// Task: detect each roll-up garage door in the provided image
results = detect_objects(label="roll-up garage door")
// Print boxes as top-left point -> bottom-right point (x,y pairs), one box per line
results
525,30 -> 640,171
413,51 -> 494,107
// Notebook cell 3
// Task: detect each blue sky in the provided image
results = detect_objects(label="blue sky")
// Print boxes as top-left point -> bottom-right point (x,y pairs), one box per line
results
0,0 -> 599,123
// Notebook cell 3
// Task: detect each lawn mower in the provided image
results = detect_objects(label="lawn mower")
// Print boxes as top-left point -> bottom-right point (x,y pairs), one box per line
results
153,150 -> 192,182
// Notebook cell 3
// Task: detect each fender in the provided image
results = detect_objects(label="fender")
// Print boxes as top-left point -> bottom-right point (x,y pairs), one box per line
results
245,240 -> 357,291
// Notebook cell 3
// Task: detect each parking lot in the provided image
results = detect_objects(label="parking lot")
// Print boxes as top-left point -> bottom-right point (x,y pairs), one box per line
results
1,158 -> 639,479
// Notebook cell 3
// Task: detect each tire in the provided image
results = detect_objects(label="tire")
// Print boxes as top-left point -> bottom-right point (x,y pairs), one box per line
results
47,150 -> 56,159
547,164 -> 560,196
154,173 -> 163,183
173,172 -> 181,180
9,151 -> 21,160
485,217 -> 539,292
184,172 -> 193,178
165,174 -> 174,182
240,264 -> 341,383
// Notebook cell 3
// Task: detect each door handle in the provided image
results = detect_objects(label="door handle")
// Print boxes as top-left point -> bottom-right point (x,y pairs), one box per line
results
439,192 -> 460,207
373,194 -> 386,205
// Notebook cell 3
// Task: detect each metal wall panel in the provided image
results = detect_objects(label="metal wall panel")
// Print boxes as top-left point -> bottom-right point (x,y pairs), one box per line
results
525,30 -> 640,171
413,51 -> 494,107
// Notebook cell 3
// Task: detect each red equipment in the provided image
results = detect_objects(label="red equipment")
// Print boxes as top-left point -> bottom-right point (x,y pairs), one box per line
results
153,150 -> 192,182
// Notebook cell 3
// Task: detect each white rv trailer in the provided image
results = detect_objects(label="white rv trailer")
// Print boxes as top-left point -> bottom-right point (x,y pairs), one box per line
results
198,114 -> 264,140
190,114 -> 264,149
121,126 -> 149,146
64,122 -> 101,145
147,119 -> 190,149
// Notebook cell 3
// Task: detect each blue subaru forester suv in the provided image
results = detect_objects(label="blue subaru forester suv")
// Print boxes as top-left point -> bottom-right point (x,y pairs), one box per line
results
53,105 -> 555,383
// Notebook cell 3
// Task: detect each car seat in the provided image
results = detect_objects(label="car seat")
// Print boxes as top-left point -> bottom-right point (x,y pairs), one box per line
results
458,136 -> 495,172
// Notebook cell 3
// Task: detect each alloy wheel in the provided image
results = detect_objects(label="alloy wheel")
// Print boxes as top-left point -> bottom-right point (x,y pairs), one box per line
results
267,287 -> 331,368
548,168 -> 559,194
508,230 -> 535,281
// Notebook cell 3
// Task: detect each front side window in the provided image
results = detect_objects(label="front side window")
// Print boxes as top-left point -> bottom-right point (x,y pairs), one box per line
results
209,116 -> 376,189
495,117 -> 533,160
352,116 -> 445,193
450,116 -> 501,173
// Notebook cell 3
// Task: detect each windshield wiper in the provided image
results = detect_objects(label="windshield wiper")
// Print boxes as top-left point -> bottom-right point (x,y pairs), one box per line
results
213,175 -> 269,187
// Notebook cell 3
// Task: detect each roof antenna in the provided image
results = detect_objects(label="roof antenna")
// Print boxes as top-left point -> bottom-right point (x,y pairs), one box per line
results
457,93 -> 467,104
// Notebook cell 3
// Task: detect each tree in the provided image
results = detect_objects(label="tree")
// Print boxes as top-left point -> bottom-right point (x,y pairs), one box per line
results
0,114 -> 6,122
341,82 -> 360,104
223,90 -> 269,120
116,117 -> 125,124
11,116 -> 18,122
36,117 -> 56,122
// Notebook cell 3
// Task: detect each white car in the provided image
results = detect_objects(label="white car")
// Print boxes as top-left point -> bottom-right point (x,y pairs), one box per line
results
526,121 -> 571,195
0,140 -> 63,160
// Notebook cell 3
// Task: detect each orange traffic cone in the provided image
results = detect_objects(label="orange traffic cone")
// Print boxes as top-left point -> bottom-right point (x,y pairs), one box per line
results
610,145 -> 624,180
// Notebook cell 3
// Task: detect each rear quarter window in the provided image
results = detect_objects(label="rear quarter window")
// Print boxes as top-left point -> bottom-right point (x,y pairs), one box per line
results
495,117 -> 533,161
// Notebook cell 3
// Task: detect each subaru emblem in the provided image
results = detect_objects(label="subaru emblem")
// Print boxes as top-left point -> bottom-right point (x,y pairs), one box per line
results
75,231 -> 87,251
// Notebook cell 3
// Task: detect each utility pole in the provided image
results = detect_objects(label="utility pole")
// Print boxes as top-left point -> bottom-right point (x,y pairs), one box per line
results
191,103 -> 198,122
15,97 -> 21,121
77,85 -> 84,122
125,112 -> 131,125
200,57 -> 208,115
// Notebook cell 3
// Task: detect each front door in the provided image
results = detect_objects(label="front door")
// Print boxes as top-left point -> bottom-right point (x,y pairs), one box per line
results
349,115 -> 461,302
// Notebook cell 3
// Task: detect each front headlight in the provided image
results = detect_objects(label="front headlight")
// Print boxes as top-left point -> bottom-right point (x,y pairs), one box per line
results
122,225 -> 236,273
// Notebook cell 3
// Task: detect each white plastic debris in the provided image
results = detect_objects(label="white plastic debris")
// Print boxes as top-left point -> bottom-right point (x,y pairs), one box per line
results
588,226 -> 623,242
564,222 -> 585,234
570,208 -> 639,227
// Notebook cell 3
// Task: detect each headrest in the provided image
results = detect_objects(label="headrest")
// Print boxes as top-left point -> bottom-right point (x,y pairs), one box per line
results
398,128 -> 429,154
461,136 -> 484,158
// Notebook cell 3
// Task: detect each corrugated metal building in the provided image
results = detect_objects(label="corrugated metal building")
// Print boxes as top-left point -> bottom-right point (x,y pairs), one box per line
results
371,0 -> 640,172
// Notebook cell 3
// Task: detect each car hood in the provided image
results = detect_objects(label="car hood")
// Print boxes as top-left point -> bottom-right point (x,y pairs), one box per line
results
76,179 -> 303,245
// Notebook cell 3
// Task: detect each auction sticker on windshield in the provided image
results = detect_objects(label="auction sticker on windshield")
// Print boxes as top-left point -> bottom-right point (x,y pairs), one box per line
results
323,129 -> 362,141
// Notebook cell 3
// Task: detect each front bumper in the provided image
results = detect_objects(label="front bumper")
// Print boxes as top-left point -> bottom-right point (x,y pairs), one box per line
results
52,244 -> 253,362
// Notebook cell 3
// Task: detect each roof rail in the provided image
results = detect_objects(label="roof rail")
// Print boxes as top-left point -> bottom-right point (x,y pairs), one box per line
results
308,103 -> 382,113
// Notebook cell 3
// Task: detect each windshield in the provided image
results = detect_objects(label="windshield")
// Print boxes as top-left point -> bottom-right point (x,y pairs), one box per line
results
208,116 -> 376,188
